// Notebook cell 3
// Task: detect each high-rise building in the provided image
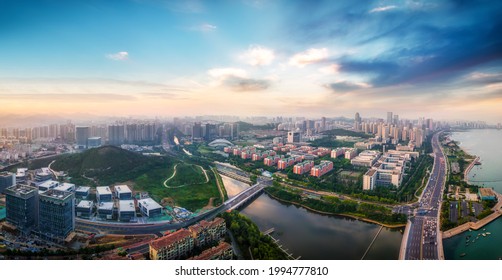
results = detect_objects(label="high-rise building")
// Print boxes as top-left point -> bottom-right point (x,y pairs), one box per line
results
387,112 -> 393,124
38,189 -> 75,241
108,125 -> 125,145
5,184 -> 38,234
231,122 -> 239,140
192,122 -> 202,139
75,126 -> 90,149
0,171 -> 16,193
287,131 -> 301,143
393,115 -> 399,125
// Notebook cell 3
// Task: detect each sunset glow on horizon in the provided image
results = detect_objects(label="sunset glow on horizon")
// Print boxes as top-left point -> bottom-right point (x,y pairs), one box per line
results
1,0 -> 502,122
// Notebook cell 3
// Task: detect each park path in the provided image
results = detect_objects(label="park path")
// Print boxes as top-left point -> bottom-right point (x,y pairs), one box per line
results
163,164 -> 209,189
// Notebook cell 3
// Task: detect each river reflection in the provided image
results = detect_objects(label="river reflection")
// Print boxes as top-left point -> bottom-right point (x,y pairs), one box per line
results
221,175 -> 403,260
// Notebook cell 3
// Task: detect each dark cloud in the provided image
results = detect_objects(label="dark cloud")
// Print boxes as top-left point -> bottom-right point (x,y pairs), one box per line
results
222,75 -> 271,92
325,81 -> 367,93
284,0 -> 502,89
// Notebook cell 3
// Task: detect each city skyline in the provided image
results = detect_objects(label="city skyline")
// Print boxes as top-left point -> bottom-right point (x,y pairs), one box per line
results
1,0 -> 502,122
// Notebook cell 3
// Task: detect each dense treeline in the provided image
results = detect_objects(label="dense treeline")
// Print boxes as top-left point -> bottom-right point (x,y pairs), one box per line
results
221,211 -> 289,260
265,186 -> 407,225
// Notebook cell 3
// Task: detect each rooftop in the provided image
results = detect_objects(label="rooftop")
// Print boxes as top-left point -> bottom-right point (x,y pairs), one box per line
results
0,171 -> 13,176
137,197 -> 162,211
150,229 -> 192,250
96,186 -> 112,195
54,183 -> 75,192
77,200 -> 94,209
188,242 -> 232,260
98,202 -> 114,211
479,188 -> 496,197
40,189 -> 73,201
39,180 -> 59,189
119,200 -> 136,212
76,186 -> 91,192
5,184 -> 37,196
114,185 -> 132,194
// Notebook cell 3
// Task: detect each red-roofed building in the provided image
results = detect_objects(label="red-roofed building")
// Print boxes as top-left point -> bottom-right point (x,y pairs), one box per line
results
149,229 -> 194,260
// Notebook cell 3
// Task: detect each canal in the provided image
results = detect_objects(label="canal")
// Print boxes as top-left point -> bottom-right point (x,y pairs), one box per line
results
221,175 -> 403,260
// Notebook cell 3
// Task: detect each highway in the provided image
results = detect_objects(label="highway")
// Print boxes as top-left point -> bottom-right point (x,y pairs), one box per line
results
401,131 -> 446,260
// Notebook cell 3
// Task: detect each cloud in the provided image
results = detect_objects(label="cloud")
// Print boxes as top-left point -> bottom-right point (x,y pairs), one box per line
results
207,67 -> 270,91
208,67 -> 247,78
369,5 -> 397,13
222,76 -> 271,92
319,64 -> 341,74
289,48 -> 328,67
325,81 -> 371,93
106,51 -> 129,61
239,45 -> 275,66
189,23 -> 217,32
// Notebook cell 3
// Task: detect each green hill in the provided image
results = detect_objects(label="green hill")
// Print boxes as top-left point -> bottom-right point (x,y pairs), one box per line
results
52,146 -> 171,186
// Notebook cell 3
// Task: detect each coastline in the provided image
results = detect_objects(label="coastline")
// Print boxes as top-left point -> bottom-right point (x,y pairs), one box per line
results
264,191 -> 406,229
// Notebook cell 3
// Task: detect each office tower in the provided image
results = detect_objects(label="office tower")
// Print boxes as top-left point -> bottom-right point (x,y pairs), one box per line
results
287,131 -> 301,143
321,117 -> 326,131
192,122 -> 202,139
205,123 -> 216,141
49,124 -> 59,139
355,112 -> 361,123
108,124 -> 125,145
0,171 -> 16,193
415,129 -> 424,148
231,122 -> 239,140
38,189 -> 75,240
5,184 -> 38,234
387,112 -> 393,124
393,115 -> 399,125
75,126 -> 90,149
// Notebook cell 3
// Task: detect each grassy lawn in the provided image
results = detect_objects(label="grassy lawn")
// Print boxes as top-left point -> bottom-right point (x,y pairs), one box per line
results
133,163 -> 221,212
165,163 -> 207,187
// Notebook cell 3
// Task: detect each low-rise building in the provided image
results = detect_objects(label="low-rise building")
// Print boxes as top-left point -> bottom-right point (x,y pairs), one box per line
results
310,161 -> 334,177
54,182 -> 76,192
331,148 -> 346,158
75,186 -> 90,199
96,186 -> 112,203
344,149 -> 358,160
38,180 -> 59,193
138,197 -> 163,217
118,200 -> 136,222
293,160 -> 315,175
264,155 -> 281,166
351,150 -> 381,167
76,200 -> 94,219
478,188 -> 497,201
114,185 -> 132,200
150,229 -> 195,260
97,202 -> 114,220
187,242 -> 233,260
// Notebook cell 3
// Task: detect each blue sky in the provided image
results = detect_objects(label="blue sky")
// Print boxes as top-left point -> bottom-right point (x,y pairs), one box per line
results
1,0 -> 502,121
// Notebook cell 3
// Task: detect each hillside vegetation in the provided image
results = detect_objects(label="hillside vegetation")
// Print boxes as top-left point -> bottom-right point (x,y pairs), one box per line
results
51,146 -> 173,186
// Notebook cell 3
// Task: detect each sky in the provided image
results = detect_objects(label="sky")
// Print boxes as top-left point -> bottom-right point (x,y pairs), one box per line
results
1,0 -> 502,122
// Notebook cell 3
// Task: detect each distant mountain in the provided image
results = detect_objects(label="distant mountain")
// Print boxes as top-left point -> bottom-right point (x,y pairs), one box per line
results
51,145 -> 169,186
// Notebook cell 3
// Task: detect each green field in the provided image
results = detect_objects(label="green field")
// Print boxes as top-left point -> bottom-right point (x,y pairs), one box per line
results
165,164 -> 207,187
48,146 -> 222,212
134,165 -> 221,212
